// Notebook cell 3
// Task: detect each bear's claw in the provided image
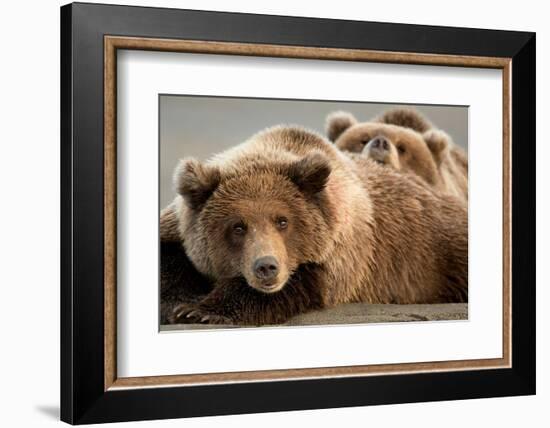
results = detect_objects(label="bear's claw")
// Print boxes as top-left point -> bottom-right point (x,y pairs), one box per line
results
172,304 -> 233,325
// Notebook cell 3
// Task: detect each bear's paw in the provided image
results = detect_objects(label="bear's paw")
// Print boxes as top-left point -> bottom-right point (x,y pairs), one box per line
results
171,303 -> 234,325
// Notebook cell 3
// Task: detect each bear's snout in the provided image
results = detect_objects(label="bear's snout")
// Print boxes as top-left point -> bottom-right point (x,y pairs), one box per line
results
253,256 -> 279,282
369,136 -> 390,151
364,136 -> 401,170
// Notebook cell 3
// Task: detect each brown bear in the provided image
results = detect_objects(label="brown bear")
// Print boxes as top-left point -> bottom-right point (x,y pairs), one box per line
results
326,108 -> 468,201
377,108 -> 469,180
162,126 -> 468,326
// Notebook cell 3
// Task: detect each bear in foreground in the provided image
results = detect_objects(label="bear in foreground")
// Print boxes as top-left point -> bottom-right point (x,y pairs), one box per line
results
162,126 -> 468,326
326,108 -> 468,201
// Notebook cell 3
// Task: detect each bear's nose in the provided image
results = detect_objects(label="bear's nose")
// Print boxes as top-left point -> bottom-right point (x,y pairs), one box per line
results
253,256 -> 279,281
369,136 -> 389,151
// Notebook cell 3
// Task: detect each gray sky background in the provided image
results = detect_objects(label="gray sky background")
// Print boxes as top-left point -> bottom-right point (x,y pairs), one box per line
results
160,95 -> 468,208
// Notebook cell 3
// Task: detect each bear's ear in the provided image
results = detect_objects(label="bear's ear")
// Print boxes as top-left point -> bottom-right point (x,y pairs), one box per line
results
325,111 -> 357,142
423,129 -> 450,165
174,158 -> 221,210
377,108 -> 432,133
288,152 -> 331,195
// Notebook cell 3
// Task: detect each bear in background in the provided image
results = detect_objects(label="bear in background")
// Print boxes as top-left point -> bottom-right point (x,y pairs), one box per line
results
326,108 -> 468,201
377,108 -> 468,180
161,125 -> 468,326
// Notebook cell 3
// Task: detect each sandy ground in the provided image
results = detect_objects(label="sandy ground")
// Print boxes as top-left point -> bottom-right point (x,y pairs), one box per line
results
161,303 -> 468,331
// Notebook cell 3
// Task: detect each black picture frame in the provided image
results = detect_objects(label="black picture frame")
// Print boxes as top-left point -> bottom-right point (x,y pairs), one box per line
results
61,2 -> 535,424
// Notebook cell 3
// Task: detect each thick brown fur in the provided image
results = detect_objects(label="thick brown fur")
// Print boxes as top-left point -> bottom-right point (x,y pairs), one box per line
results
160,240 -> 213,323
171,264 -> 325,325
162,126 -> 468,326
160,204 -> 213,323
352,158 -> 468,304
379,108 -> 469,201
325,108 -> 468,201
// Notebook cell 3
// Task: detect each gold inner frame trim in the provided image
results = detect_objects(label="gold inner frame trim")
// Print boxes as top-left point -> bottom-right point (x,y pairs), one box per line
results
104,35 -> 512,391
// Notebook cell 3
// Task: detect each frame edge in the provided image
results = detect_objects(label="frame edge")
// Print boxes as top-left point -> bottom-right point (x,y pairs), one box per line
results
60,2 -> 74,425
510,32 -> 536,395
104,35 -> 513,390
64,3 -> 536,423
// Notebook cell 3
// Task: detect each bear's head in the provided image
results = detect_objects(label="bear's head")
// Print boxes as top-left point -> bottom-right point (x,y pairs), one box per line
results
174,151 -> 333,294
326,110 -> 449,188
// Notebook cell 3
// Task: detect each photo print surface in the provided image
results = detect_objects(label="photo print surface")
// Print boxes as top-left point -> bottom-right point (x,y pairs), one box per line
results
159,95 -> 468,330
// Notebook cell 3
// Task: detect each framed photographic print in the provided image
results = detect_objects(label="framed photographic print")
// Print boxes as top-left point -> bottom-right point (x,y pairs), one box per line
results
60,2 -> 536,424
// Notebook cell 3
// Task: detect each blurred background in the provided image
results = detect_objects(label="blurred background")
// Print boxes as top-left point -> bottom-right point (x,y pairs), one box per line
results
160,95 -> 468,208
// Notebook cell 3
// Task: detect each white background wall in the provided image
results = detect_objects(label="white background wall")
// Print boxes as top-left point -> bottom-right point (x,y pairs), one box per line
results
0,0 -> 546,427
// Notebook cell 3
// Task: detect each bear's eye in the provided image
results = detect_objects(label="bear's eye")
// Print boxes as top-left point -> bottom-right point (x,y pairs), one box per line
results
232,222 -> 247,236
361,140 -> 369,146
276,217 -> 288,230
397,145 -> 406,154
